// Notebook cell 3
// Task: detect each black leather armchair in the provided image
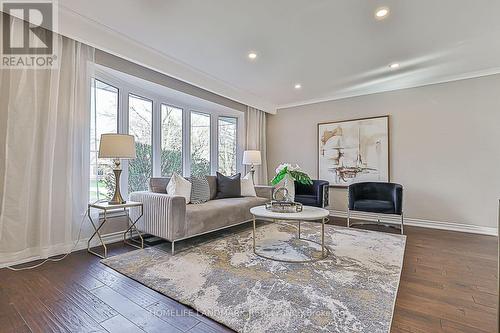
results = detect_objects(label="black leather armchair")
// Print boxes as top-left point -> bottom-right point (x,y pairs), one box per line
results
347,182 -> 404,234
294,180 -> 329,208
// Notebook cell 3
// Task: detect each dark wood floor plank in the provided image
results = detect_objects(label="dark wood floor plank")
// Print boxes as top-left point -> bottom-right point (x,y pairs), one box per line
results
4,274 -> 72,333
52,281 -> 118,323
2,325 -> 32,333
100,314 -> 146,333
188,322 -> 233,333
440,318 -> 492,333
472,292 -> 498,309
147,300 -> 200,332
0,285 -> 28,333
42,297 -> 106,333
87,264 -> 163,308
91,286 -> 182,333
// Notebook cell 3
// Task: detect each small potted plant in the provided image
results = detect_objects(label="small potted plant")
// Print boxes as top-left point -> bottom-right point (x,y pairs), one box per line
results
271,163 -> 312,202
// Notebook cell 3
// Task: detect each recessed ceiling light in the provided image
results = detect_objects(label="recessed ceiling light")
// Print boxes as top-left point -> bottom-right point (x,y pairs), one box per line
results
375,7 -> 390,20
294,83 -> 302,89
248,52 -> 257,60
389,63 -> 400,69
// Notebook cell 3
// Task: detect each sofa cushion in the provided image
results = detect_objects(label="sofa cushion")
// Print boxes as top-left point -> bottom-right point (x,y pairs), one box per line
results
206,175 -> 217,200
240,172 -> 257,197
151,176 -> 217,199
167,173 -> 191,203
353,199 -> 395,214
216,172 -> 241,199
189,176 -> 210,204
185,196 -> 268,237
150,177 -> 170,193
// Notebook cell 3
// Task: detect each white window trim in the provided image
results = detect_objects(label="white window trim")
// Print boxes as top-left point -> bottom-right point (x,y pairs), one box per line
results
92,66 -> 245,199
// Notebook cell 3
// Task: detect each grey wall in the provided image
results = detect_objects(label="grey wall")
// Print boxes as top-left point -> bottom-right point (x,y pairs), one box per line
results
267,74 -> 500,229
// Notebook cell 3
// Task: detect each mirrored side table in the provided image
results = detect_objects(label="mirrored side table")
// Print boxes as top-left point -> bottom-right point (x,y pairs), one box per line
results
87,201 -> 144,258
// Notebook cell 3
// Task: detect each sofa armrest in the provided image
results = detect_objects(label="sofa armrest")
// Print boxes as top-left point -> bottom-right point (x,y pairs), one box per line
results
129,191 -> 187,241
255,185 -> 274,200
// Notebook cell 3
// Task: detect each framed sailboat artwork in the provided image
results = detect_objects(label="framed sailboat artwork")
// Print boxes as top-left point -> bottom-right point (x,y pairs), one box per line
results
317,115 -> 390,187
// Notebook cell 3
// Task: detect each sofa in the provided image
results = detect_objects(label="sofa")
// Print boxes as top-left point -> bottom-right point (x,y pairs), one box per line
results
129,176 -> 273,254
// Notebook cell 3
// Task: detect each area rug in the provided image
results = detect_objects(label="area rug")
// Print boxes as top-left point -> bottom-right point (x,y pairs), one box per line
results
102,222 -> 406,333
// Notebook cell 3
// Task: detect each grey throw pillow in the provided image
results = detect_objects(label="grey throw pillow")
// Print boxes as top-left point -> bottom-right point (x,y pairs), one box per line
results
216,172 -> 241,199
189,176 -> 210,204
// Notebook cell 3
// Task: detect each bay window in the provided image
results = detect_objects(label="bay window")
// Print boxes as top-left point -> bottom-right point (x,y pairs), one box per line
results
89,67 -> 243,201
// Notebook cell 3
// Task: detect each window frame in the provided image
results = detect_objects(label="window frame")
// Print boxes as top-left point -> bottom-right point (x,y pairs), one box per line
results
160,103 -> 184,177
92,65 -> 245,201
217,115 -> 239,176
89,78 -> 120,202
127,92 -> 154,193
189,110 -> 212,177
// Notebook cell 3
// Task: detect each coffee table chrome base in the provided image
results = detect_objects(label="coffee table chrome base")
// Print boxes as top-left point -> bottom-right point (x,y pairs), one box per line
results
252,216 -> 330,263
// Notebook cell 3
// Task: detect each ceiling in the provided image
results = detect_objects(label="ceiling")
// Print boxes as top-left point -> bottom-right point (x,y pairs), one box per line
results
57,0 -> 500,112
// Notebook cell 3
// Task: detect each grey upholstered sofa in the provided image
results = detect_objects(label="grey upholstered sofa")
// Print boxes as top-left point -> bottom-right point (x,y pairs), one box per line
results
129,176 -> 273,254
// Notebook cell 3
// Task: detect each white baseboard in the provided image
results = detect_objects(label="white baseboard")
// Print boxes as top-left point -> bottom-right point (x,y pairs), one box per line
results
330,210 -> 498,236
0,230 -> 131,269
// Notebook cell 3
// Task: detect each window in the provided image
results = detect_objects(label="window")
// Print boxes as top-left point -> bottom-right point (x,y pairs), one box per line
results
190,111 -> 211,177
128,94 -> 153,192
90,67 -> 244,201
218,116 -> 237,176
89,79 -> 118,201
161,104 -> 183,176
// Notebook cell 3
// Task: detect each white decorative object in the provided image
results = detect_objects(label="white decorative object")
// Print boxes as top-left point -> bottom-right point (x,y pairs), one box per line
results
272,163 -> 309,203
240,173 -> 257,197
281,173 -> 295,202
167,173 -> 192,203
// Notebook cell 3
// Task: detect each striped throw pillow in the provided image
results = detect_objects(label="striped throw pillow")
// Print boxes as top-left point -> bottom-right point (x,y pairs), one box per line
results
189,176 -> 210,204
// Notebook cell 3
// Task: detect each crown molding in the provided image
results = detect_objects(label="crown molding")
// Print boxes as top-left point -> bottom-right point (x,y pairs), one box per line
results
277,67 -> 500,111
54,5 -> 277,114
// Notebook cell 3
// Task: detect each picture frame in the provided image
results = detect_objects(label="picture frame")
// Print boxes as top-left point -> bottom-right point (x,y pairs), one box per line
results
317,115 -> 390,187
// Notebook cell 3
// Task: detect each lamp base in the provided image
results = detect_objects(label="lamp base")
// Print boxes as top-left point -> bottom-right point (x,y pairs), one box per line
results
250,165 -> 256,183
108,168 -> 126,205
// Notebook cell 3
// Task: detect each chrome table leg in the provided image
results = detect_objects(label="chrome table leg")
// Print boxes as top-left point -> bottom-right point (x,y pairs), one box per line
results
87,207 -> 108,259
123,206 -> 144,249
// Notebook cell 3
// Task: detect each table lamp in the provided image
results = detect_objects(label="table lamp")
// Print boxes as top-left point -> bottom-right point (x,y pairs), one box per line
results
98,134 -> 136,204
243,150 -> 261,182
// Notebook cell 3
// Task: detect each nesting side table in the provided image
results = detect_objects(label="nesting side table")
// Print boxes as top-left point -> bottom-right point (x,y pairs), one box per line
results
87,201 -> 144,258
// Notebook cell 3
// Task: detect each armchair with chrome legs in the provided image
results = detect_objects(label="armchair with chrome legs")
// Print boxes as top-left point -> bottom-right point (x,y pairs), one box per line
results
347,182 -> 404,234
294,180 -> 330,208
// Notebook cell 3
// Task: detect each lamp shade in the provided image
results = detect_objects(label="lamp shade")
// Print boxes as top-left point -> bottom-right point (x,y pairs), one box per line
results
243,150 -> 261,165
98,134 -> 136,159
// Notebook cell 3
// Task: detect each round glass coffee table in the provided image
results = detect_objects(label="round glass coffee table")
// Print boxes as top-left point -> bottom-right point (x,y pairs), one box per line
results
250,205 -> 330,263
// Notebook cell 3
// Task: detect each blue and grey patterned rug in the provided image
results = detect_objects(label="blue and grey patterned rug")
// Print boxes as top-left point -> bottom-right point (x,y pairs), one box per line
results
102,222 -> 406,333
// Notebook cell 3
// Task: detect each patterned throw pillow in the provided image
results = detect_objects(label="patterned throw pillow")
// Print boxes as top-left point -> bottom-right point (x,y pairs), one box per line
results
189,176 -> 210,204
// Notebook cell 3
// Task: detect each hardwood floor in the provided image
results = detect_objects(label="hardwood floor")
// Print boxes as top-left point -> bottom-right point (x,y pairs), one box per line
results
0,219 -> 498,333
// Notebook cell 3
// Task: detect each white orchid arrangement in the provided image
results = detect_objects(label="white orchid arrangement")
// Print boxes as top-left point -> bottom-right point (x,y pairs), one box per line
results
270,163 -> 313,186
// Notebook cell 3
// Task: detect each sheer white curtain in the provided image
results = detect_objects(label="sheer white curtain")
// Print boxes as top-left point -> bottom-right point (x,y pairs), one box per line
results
245,106 -> 268,185
0,32 -> 94,266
